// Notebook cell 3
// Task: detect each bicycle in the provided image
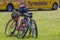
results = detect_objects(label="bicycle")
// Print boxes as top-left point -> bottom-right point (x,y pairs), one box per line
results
5,10 -> 28,38
5,10 -> 38,38
17,13 -> 38,38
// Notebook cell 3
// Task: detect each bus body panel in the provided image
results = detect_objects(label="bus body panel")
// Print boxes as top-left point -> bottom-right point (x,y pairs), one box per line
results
26,0 -> 59,9
0,0 -> 59,10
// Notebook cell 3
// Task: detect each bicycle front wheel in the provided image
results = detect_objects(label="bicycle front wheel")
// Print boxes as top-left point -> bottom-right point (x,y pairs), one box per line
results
5,19 -> 17,36
30,20 -> 38,38
17,20 -> 29,38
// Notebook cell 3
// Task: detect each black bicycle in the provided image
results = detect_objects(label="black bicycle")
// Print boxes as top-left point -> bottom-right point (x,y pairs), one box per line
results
17,13 -> 38,38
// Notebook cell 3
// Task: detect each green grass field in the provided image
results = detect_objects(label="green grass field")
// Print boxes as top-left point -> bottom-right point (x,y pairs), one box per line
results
0,9 -> 60,40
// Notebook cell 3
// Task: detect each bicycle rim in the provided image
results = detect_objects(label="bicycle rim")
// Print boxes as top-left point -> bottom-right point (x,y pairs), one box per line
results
31,20 -> 38,38
17,21 -> 29,38
5,19 -> 16,36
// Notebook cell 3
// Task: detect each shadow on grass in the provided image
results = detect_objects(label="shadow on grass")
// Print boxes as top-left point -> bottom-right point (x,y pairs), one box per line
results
6,35 -> 17,38
0,9 -> 57,12
28,9 -> 57,12
0,10 -> 12,12
5,34 -> 38,39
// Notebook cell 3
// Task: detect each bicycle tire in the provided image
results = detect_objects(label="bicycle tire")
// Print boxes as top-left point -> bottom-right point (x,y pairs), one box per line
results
17,20 -> 29,38
30,19 -> 38,38
5,19 -> 17,36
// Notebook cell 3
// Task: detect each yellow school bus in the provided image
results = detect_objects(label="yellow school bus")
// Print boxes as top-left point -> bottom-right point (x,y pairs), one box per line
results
0,0 -> 59,11
26,0 -> 59,10
0,0 -> 20,11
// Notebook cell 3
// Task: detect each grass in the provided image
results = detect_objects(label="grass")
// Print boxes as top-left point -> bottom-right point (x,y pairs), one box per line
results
0,9 -> 60,40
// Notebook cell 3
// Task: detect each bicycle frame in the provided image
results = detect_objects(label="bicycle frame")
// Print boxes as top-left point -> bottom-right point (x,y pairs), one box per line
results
16,14 -> 32,30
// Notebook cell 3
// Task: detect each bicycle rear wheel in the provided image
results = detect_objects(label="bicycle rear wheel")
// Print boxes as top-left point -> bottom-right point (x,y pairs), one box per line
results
30,20 -> 38,38
5,19 -> 17,36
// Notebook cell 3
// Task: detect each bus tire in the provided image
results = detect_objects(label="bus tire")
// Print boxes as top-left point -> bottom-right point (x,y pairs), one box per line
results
52,3 -> 58,10
6,4 -> 14,12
